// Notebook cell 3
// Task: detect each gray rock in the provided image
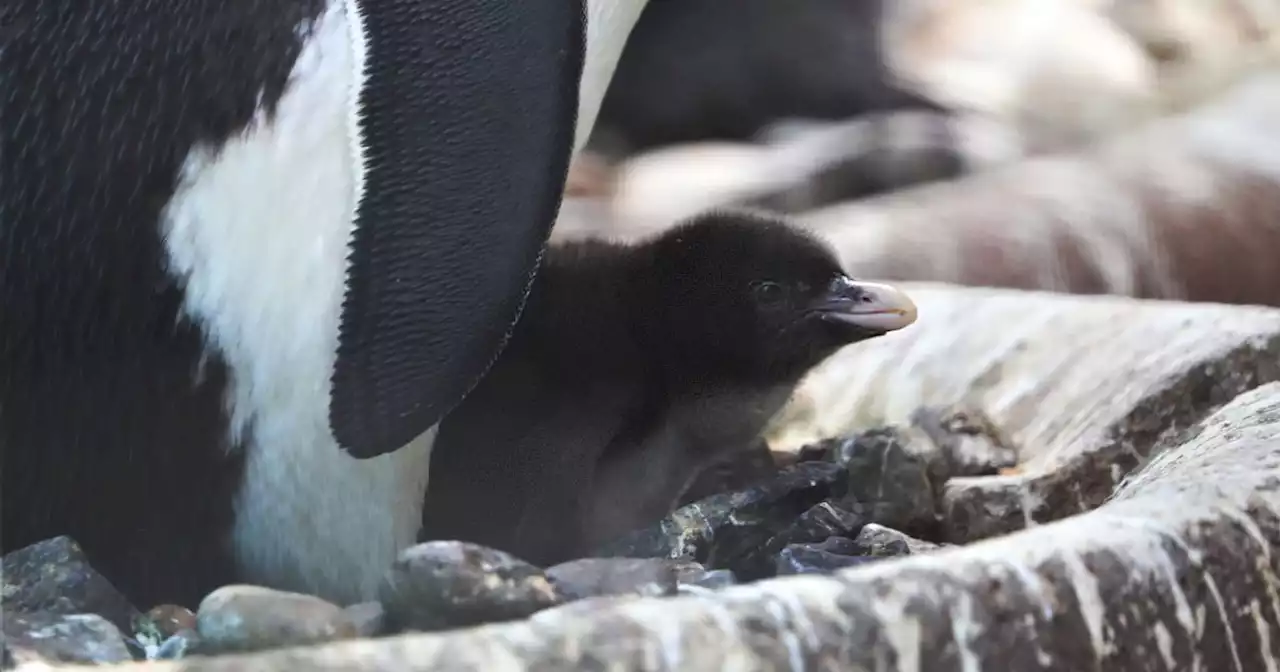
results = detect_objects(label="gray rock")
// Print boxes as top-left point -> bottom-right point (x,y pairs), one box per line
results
545,559 -> 680,600
195,585 -> 355,655
1,536 -> 139,634
744,498 -> 868,579
782,285 -> 1280,544
379,542 -> 563,632
852,523 -> 942,556
2,611 -> 131,666
837,428 -> 939,535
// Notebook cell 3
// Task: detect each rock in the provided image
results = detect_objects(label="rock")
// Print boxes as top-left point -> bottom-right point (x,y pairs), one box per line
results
194,585 -> 356,655
33,293 -> 1280,672
134,604 -> 196,643
1,536 -> 139,634
379,542 -> 564,632
774,285 -> 1280,543
597,461 -> 847,564
852,523 -> 941,556
545,558 -> 681,600
131,604 -> 199,660
339,602 -> 387,638
87,381 -> 1280,672
678,439 -> 779,506
739,498 -> 868,580
911,405 -> 1019,478
2,611 -> 131,665
775,536 -> 882,576
836,428 -> 939,536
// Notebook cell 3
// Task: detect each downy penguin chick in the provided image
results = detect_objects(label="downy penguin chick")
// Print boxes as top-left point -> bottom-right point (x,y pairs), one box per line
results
421,210 -> 917,565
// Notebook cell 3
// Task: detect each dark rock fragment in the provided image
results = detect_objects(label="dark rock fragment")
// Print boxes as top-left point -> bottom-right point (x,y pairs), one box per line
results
732,498 -> 869,580
2,611 -> 132,665
597,461 -> 847,564
379,541 -> 564,632
775,537 -> 881,576
1,536 -> 139,634
835,428 -> 941,535
545,558 -> 681,600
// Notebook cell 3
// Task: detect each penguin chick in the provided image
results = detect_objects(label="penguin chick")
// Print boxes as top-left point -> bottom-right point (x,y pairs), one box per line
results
420,210 -> 917,566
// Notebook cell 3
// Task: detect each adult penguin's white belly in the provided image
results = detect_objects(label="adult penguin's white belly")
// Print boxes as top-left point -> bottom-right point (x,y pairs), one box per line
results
0,0 -> 649,609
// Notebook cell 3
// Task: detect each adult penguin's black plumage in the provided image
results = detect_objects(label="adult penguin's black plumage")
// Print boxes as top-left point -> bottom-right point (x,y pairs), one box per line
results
421,211 -> 917,565
1,0 -> 650,608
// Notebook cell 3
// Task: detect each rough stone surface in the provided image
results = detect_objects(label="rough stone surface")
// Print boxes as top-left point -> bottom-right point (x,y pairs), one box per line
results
545,559 -> 681,600
2,612 -> 131,666
379,542 -> 564,633
596,461 -> 847,566
852,523 -> 942,556
775,536 -> 882,577
194,585 -> 356,655
771,284 -> 1280,544
43,380 -> 1280,671
910,405 -> 1020,478
1,536 -> 139,634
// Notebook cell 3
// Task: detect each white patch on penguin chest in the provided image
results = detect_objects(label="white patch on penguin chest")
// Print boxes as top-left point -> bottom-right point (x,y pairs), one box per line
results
161,0 -> 430,605
575,0 -> 650,152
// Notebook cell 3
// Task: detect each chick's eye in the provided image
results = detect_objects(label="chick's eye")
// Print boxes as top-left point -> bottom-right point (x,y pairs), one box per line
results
752,280 -> 784,301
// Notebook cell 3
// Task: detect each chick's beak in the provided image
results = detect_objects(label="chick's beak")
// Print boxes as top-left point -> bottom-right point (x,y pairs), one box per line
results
813,277 -> 918,333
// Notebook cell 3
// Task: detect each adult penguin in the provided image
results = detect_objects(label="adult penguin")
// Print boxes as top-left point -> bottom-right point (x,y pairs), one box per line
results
0,0 -> 649,609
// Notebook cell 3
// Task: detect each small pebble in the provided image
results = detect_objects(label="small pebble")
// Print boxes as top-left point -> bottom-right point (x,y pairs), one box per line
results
546,558 -> 680,600
195,585 -> 356,655
379,541 -> 564,632
135,604 -> 197,642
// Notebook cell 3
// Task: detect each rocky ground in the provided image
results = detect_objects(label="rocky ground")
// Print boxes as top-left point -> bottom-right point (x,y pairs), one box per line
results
6,284 -> 1280,671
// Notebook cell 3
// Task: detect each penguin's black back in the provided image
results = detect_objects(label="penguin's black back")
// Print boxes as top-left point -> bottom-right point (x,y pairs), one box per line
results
592,0 -> 942,153
1,0 -> 326,608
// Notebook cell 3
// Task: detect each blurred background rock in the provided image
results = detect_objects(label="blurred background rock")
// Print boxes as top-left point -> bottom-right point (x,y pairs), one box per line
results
555,0 -> 1280,307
